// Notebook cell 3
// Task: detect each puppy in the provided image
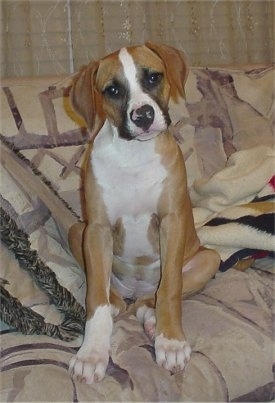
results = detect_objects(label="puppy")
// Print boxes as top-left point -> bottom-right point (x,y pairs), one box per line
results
68,42 -> 220,384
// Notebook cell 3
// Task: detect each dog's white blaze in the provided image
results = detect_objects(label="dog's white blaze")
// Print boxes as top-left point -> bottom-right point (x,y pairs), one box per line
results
119,48 -> 140,93
118,48 -> 167,136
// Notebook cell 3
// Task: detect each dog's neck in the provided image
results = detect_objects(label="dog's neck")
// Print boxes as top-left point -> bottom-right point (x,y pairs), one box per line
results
92,120 -> 165,162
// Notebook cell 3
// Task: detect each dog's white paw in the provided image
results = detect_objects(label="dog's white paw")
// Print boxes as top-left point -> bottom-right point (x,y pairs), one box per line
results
69,305 -> 112,383
136,305 -> 156,340
155,334 -> 191,373
69,349 -> 109,384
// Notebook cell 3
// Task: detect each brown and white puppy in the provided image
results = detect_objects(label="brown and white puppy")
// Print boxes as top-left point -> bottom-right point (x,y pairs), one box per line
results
68,42 -> 220,384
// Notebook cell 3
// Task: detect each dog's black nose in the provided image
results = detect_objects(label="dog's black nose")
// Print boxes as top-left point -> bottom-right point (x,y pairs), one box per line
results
130,105 -> 155,130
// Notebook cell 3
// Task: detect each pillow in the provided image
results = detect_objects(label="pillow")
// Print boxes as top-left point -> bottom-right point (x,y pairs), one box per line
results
1,75 -> 86,219
176,65 -> 274,186
0,139 -> 86,337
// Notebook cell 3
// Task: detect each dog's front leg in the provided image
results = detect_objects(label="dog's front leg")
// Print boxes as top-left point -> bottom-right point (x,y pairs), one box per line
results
69,222 -> 113,384
155,212 -> 192,373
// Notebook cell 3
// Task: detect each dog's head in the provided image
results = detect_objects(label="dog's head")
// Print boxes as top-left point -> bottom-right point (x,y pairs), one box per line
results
70,42 -> 188,141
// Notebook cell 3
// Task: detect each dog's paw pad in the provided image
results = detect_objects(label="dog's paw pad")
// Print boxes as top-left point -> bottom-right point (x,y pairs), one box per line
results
155,334 -> 191,373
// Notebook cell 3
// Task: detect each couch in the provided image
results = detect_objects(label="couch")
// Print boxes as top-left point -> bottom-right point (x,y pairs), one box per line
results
0,63 -> 274,402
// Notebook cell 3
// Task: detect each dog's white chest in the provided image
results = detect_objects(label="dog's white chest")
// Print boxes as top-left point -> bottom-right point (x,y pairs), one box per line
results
92,124 -> 166,221
91,123 -> 167,263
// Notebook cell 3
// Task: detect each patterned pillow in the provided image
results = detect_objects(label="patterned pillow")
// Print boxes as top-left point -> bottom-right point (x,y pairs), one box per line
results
0,139 -> 85,336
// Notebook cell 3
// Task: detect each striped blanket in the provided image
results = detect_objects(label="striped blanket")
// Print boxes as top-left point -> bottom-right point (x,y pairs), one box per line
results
191,146 -> 275,271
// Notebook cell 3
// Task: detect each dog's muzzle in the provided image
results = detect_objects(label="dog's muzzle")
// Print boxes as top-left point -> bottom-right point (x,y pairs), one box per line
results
130,104 -> 155,131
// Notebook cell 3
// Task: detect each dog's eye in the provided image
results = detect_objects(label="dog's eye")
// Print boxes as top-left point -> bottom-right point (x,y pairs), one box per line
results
147,72 -> 162,85
104,85 -> 120,98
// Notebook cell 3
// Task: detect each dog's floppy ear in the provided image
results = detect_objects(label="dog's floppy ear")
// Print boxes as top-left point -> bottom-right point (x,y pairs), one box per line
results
70,61 -> 105,139
145,42 -> 189,103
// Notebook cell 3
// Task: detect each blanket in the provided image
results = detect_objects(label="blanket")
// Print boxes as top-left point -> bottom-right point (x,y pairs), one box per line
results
191,146 -> 275,271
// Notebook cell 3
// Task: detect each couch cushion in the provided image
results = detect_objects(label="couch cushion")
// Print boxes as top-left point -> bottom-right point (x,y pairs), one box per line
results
1,65 -> 274,401
1,268 -> 274,401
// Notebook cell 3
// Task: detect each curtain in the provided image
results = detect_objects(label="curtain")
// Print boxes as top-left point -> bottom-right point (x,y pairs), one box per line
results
1,0 -> 274,78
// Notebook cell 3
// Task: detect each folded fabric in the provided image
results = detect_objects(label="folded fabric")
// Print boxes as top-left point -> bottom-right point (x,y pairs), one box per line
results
191,145 -> 274,213
191,146 -> 275,270
198,195 -> 274,270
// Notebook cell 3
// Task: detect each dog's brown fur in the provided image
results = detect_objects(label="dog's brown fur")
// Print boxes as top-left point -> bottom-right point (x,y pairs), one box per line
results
68,42 -> 220,383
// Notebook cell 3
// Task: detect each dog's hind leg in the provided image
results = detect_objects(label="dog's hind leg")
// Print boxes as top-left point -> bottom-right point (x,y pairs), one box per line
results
181,247 -> 220,299
131,296 -> 157,340
110,287 -> 127,316
132,247 -> 220,341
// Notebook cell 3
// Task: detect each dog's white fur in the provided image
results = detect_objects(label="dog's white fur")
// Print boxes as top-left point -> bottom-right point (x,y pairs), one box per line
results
69,305 -> 112,383
68,43 -> 220,383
